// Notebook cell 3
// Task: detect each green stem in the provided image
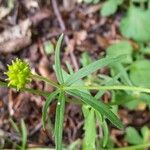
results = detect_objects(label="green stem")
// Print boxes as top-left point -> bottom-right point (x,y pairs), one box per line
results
22,88 -> 49,97
65,85 -> 150,94
31,74 -> 60,88
0,80 -> 7,87
112,142 -> 150,150
0,80 -> 49,97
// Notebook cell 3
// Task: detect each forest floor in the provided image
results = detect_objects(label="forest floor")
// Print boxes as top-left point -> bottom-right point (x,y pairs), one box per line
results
0,0 -> 150,149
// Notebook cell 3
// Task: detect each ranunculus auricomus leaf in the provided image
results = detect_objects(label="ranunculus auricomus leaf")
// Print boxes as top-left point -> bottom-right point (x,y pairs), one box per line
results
129,60 -> 150,88
120,6 -> 150,42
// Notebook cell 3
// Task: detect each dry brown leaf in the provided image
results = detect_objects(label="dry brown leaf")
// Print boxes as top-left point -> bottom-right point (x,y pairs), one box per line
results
74,30 -> 87,45
0,7 -> 12,20
0,19 -> 32,54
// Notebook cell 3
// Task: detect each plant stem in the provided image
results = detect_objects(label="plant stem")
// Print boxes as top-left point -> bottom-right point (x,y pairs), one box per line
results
0,81 -> 6,87
0,80 -> 49,97
31,74 -> 60,88
65,85 -> 150,94
112,142 -> 150,150
22,88 -> 49,97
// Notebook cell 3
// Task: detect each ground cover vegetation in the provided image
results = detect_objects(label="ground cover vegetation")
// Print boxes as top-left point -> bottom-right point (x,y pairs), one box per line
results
0,0 -> 150,149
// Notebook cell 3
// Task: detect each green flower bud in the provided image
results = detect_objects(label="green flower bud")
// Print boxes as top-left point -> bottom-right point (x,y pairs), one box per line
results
5,58 -> 31,90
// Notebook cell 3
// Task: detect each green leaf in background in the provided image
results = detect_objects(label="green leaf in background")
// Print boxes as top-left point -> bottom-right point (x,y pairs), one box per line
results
140,47 -> 150,55
115,91 -> 139,109
82,107 -> 96,150
42,90 -> 59,128
67,89 -> 124,129
132,0 -> 147,2
112,63 -> 132,86
54,91 -> 66,150
83,0 -> 93,3
101,0 -> 118,17
83,0 -> 100,4
44,41 -> 54,55
141,126 -> 150,142
115,90 -> 150,110
54,34 -> 64,84
120,6 -> 150,42
106,41 -> 133,64
129,60 -> 150,88
93,0 -> 100,4
65,55 -> 125,86
117,0 -> 124,5
80,52 -> 92,67
125,127 -> 143,145
101,0 -> 123,17
106,41 -> 132,86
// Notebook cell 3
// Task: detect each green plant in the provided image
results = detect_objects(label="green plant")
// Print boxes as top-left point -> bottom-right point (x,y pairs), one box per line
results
101,0 -> 124,17
1,34 -> 150,150
83,0 -> 150,43
83,0 -> 100,4
125,126 -> 150,145
2,119 -> 27,149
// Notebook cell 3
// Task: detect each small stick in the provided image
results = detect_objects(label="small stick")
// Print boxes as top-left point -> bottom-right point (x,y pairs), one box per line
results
51,0 -> 79,71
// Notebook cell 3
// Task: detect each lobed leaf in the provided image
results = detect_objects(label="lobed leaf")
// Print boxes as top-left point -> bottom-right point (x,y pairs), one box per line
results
67,89 -> 124,129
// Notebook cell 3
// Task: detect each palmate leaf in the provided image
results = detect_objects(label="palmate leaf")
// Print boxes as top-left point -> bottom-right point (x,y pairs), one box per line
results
54,34 -> 64,84
65,55 -> 126,86
67,89 -> 124,129
54,91 -> 66,150
42,90 -> 59,128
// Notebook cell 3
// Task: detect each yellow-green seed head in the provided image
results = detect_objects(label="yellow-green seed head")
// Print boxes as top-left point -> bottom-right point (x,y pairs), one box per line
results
5,58 -> 31,90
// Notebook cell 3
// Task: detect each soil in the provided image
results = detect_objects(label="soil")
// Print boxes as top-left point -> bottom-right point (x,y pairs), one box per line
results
0,0 -> 149,149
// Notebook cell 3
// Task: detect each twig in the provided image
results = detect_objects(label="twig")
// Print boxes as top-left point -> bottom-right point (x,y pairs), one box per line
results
51,0 -> 79,71
0,129 -> 21,142
42,30 -> 73,41
29,122 -> 42,137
